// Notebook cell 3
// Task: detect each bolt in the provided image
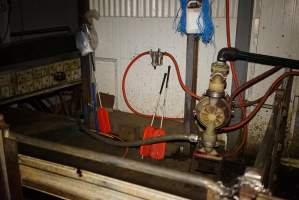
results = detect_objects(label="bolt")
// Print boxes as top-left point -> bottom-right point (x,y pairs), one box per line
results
179,146 -> 184,152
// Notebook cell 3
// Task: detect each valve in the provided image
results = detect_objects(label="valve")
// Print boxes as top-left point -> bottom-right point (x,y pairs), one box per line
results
150,49 -> 163,69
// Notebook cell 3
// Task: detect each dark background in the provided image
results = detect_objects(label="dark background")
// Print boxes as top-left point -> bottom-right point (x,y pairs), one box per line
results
0,0 -> 88,44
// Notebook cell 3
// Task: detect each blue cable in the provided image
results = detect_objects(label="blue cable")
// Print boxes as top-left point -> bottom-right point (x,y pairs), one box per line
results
176,0 -> 214,44
201,0 -> 214,44
177,0 -> 187,34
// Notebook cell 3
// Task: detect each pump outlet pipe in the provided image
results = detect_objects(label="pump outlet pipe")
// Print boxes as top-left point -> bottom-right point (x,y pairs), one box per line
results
217,47 -> 299,69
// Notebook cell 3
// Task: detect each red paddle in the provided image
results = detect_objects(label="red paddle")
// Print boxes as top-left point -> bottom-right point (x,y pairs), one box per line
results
140,73 -> 167,158
97,92 -> 112,134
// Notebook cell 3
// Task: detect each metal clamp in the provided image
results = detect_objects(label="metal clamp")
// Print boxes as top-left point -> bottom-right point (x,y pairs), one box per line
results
240,168 -> 265,192
150,49 -> 163,69
189,134 -> 200,143
206,90 -> 225,98
231,167 -> 267,200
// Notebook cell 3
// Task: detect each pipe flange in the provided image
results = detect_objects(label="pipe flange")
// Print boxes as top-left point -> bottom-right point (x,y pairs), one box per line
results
206,90 -> 225,98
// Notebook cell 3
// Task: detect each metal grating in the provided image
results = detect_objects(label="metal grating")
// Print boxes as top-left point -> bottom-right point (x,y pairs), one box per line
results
90,0 -> 239,18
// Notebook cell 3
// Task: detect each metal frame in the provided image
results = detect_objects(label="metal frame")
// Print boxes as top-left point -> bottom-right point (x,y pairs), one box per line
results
0,117 -> 226,199
12,133 -> 225,195
19,155 -> 187,200
254,76 -> 293,190
184,35 -> 199,135
232,76 -> 293,199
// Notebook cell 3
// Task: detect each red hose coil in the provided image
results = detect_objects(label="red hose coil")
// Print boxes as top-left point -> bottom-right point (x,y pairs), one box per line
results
121,51 -> 202,121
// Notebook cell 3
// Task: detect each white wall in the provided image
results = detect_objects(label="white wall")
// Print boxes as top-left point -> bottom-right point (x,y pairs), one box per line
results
246,0 -> 299,147
93,0 -> 237,118
92,0 -> 299,147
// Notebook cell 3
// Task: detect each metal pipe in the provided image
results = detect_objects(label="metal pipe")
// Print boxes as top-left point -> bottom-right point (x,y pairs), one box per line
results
81,127 -> 199,147
10,26 -> 71,37
217,47 -> 299,69
8,132 -> 226,196
20,155 -> 187,200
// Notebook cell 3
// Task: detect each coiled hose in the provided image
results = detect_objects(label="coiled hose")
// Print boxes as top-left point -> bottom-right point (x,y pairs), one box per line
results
121,51 -> 203,121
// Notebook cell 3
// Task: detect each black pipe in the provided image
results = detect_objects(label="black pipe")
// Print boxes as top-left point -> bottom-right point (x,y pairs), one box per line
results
11,26 -> 71,37
80,127 -> 199,147
217,47 -> 299,69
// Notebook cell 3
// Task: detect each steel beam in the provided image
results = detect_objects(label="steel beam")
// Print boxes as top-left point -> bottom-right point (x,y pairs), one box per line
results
184,35 -> 199,135
254,77 -> 294,189
228,0 -> 254,150
19,155 -> 187,200
254,90 -> 284,186
268,77 -> 293,190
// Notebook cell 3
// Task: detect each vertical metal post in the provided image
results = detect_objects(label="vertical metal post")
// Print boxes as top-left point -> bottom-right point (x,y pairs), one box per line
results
184,35 -> 199,135
81,55 -> 93,129
79,0 -> 92,129
228,0 -> 254,150
0,130 -> 9,200
269,77 -> 293,190
0,115 -> 23,200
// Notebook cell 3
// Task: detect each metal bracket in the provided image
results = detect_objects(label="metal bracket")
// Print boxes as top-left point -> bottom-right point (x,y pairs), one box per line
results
150,49 -> 163,69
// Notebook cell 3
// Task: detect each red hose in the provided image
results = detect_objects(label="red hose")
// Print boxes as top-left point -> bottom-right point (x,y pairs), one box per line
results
222,71 -> 299,132
164,52 -> 203,100
229,66 -> 281,106
223,0 -> 292,157
122,51 -> 202,121
222,72 -> 299,157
